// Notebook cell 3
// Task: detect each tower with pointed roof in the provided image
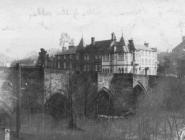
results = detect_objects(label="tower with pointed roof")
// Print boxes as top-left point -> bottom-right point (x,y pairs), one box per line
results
77,37 -> 85,50
120,33 -> 125,46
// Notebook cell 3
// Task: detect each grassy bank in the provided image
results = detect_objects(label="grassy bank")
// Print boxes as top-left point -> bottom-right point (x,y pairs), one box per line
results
8,112 -> 185,140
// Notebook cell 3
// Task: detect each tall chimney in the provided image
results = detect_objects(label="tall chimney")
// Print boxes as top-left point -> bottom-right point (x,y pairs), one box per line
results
91,37 -> 95,45
111,32 -> 116,41
128,39 -> 134,46
144,42 -> 149,47
128,39 -> 135,52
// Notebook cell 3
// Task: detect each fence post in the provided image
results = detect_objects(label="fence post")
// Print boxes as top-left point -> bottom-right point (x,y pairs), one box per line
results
16,63 -> 21,139
5,128 -> 10,140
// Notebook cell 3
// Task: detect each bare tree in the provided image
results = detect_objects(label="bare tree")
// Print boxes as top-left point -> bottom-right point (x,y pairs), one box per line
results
59,33 -> 74,48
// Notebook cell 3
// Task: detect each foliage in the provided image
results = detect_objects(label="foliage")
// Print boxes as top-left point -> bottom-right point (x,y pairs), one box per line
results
21,68 -> 44,114
176,58 -> 185,77
138,76 -> 185,114
6,65 -> 44,114
0,68 -> 17,119
157,55 -> 171,75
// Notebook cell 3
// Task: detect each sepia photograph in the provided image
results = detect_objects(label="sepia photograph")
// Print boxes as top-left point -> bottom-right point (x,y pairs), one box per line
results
1,0 -> 185,139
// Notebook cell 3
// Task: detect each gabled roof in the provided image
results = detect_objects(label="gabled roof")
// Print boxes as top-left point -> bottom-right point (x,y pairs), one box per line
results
85,40 -> 115,53
89,40 -> 113,48
119,34 -> 126,46
84,39 -> 137,54
55,34 -> 157,56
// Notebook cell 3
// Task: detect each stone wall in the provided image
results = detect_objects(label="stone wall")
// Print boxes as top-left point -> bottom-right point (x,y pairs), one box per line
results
44,69 -> 68,102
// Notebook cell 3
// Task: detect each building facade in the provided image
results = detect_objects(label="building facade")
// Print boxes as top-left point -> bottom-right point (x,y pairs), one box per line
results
46,33 -> 158,76
134,44 -> 157,75
101,37 -> 158,76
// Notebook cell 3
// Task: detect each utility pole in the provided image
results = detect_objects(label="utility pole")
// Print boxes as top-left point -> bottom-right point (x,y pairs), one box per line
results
16,63 -> 21,138
132,47 -> 136,75
42,65 -> 45,136
68,70 -> 76,129
68,70 -> 73,128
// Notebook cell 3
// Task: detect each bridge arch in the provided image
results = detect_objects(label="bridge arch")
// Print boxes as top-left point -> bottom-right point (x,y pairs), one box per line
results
95,87 -> 114,115
133,81 -> 147,95
45,92 -> 69,120
132,81 -> 147,109
98,87 -> 113,97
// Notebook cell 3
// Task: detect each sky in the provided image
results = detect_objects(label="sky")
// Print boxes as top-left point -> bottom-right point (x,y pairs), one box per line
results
1,0 -> 185,58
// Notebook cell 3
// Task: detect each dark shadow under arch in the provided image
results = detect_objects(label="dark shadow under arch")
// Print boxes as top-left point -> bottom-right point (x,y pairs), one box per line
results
131,84 -> 145,109
136,81 -> 147,95
95,88 -> 114,115
45,93 -> 69,120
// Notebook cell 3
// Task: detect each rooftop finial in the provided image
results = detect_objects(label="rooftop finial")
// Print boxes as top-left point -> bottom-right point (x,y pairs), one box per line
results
120,33 -> 125,46
78,35 -> 85,48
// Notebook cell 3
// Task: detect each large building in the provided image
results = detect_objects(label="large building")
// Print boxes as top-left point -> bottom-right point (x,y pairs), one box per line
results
46,33 -> 158,76
101,35 -> 157,76
134,44 -> 157,75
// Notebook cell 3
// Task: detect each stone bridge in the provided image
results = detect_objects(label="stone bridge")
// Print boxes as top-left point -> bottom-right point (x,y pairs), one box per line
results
98,73 -> 149,94
44,69 -> 149,101
96,73 -> 150,115
43,68 -> 151,116
0,66 -> 154,119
